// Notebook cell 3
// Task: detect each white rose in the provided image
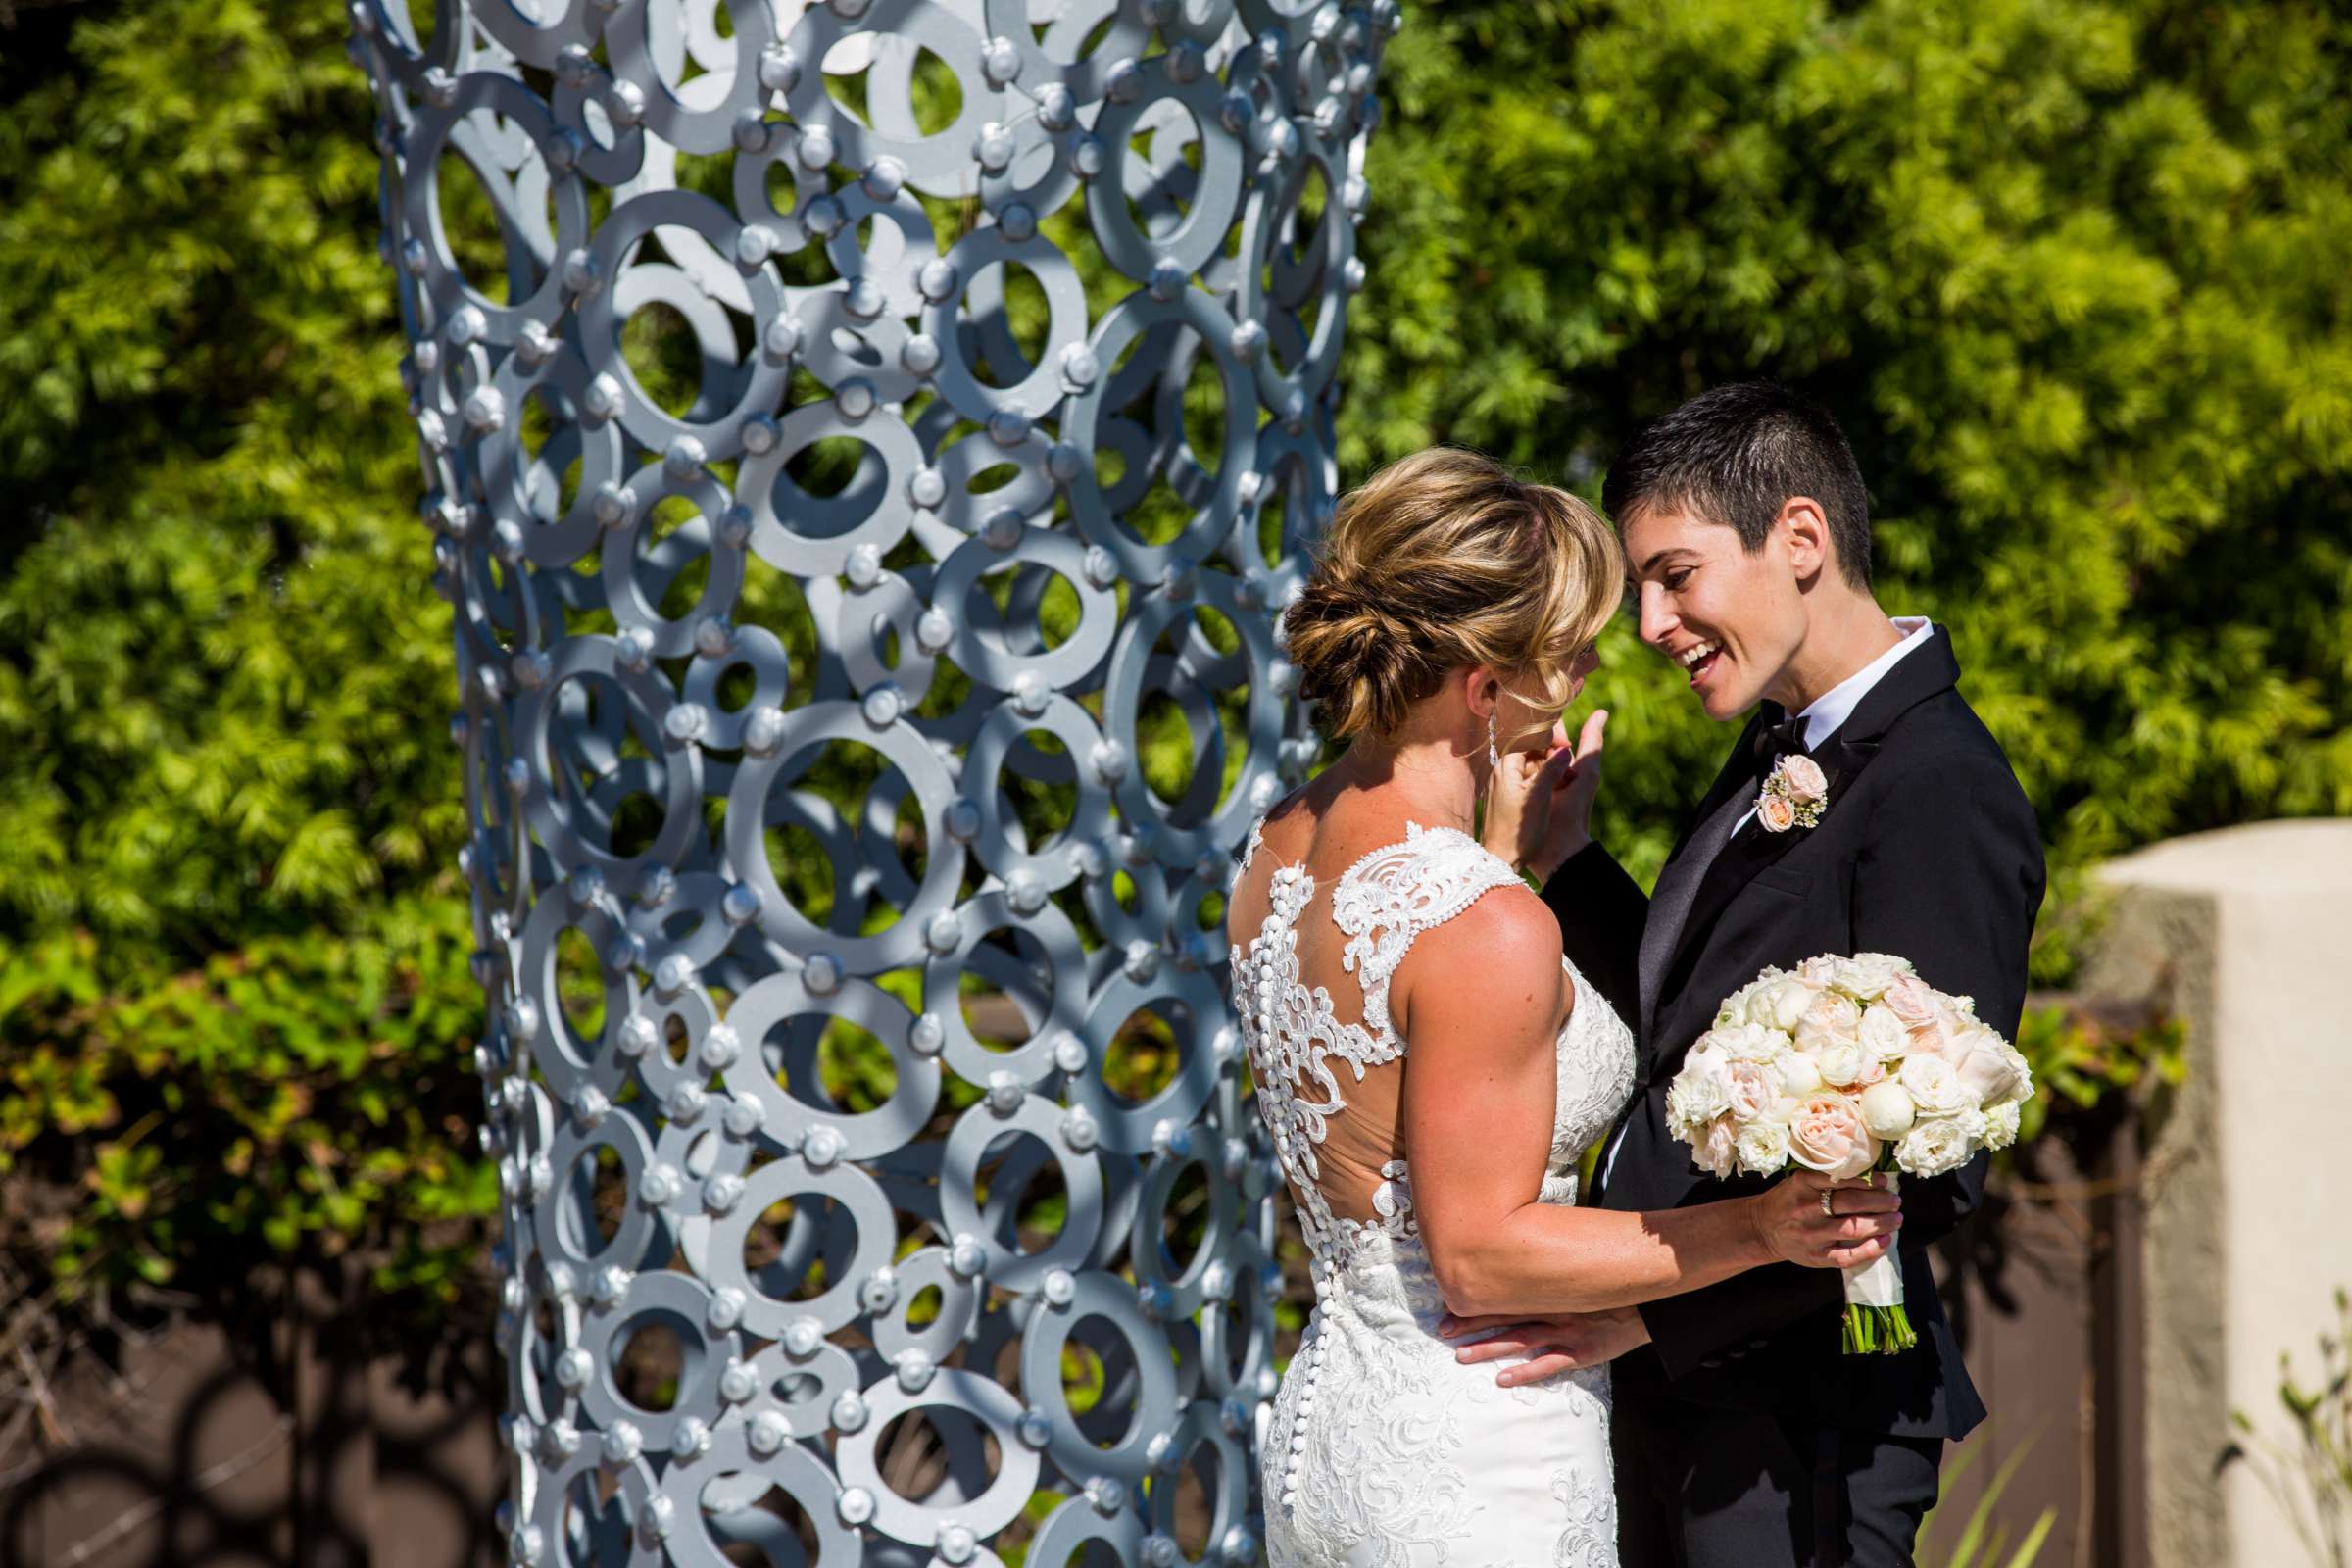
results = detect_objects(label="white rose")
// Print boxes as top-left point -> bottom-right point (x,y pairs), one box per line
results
1734,1118 -> 1793,1176
1983,1099 -> 2023,1151
1714,981 -> 1765,1030
2003,1045 -> 2034,1102
1777,1051 -> 1824,1095
1798,956 -> 1841,989
1834,953 -> 1910,1002
1894,1113 -> 1983,1179
1897,1053 -> 1974,1116
1749,973 -> 1815,1034
1858,1003 -> 1911,1064
1714,1022 -> 1791,1063
1800,1032 -> 1869,1091
1668,1051 -> 1735,1133
1858,1080 -> 1919,1141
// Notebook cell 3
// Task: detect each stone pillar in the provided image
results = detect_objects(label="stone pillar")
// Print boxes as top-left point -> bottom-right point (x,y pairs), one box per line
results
2086,819 -> 2352,1568
346,1 -> 1395,1562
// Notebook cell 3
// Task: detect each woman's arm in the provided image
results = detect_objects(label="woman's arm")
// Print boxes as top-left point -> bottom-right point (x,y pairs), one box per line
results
1396,887 -> 1900,1320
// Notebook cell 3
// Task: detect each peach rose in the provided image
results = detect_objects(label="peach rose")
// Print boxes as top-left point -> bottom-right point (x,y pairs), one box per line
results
1788,1093 -> 1881,1180
1692,1114 -> 1739,1179
1795,991 -> 1862,1053
1726,1058 -> 1784,1121
1951,1030 -> 2029,1106
1882,973 -> 1941,1033
1757,793 -> 1799,833
1779,755 -> 1829,804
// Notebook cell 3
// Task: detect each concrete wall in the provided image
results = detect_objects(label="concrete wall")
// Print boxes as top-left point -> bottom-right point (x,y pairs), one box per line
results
2088,819 -> 2352,1568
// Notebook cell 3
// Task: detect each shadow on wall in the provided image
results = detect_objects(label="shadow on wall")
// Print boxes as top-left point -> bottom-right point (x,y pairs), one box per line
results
0,1261 -> 501,1568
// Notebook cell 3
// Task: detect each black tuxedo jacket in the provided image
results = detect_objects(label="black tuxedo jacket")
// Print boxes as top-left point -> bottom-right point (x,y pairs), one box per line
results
1544,627 -> 2043,1442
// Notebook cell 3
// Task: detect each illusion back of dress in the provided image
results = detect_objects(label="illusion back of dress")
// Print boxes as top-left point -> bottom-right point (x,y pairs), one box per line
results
1230,814 -> 1528,1253
1228,808 -> 1636,1568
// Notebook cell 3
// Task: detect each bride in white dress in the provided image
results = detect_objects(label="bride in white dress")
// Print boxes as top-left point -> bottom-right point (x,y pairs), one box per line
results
1229,450 -> 1901,1567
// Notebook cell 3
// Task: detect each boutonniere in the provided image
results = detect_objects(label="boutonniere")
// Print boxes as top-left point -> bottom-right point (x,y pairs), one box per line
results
1756,754 -> 1830,833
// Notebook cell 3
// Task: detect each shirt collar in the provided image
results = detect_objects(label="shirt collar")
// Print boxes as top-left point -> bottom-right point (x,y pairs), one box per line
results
1796,616 -> 1934,749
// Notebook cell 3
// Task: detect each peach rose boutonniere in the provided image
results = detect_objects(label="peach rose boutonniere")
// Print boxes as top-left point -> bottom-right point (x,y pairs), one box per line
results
1754,753 -> 1829,833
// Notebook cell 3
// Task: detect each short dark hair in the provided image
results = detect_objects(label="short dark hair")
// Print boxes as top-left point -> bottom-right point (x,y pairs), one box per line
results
1601,380 -> 1872,588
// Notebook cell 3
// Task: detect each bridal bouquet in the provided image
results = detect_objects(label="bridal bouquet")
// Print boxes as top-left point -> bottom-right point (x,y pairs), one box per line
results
1665,953 -> 2034,1354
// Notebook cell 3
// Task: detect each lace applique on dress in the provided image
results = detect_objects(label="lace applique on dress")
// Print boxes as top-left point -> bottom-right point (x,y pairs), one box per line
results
1236,823 -> 1519,1275
1234,814 -> 1635,1568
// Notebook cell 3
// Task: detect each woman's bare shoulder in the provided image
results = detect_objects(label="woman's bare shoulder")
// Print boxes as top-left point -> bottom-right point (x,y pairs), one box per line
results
1395,879 -> 1571,1049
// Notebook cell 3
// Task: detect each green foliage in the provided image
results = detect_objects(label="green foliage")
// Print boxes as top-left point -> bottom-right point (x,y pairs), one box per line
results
1918,1424 -> 2059,1568
1,895 -> 491,1300
0,0 -> 494,1333
1352,0 -> 2352,986
1,0 -> 2347,1381
2011,994 -> 2185,1145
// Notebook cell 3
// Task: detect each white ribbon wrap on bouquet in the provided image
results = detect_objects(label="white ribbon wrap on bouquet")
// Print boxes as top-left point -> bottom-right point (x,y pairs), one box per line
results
1841,1170 -> 1904,1308
1842,1249 -> 1905,1309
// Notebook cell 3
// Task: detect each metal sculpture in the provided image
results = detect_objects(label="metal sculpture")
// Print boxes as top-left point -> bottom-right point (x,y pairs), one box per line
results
348,1 -> 1392,1561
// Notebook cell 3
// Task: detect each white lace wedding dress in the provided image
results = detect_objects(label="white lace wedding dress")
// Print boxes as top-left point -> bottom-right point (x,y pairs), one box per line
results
1232,818 -> 1638,1568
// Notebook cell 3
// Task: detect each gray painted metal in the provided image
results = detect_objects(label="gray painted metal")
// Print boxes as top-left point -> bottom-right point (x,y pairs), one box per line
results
349,2 -> 1393,1562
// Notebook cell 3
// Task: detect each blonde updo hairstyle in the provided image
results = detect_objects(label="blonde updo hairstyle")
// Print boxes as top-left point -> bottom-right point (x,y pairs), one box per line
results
1283,448 -> 1620,744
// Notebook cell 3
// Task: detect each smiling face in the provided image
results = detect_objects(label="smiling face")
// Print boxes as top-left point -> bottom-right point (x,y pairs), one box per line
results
1622,505 -> 1813,720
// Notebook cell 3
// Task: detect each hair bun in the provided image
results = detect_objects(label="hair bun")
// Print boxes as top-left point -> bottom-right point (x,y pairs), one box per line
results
1282,576 -> 1428,739
1279,447 -> 1622,744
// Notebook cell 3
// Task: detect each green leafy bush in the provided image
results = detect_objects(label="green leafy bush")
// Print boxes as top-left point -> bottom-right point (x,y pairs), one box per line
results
1353,0 -> 2352,977
1,0 -> 2346,1386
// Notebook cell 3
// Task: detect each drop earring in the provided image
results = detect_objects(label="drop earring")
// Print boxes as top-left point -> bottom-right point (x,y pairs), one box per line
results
1486,710 -> 1500,776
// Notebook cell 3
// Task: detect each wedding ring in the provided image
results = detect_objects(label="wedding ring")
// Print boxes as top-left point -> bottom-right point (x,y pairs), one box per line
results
1820,1190 -> 1837,1219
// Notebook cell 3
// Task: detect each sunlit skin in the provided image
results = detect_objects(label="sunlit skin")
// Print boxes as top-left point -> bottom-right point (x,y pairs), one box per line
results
1622,497 -> 1903,723
1312,644 -> 1600,830
1244,635 -> 1899,1392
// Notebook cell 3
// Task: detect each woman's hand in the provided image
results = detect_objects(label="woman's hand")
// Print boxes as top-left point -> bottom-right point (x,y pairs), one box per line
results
1483,710 -> 1607,877
1482,710 -> 1608,881
1751,1168 -> 1903,1270
1436,1305 -> 1651,1388
1481,719 -> 1562,873
1533,710 -> 1608,878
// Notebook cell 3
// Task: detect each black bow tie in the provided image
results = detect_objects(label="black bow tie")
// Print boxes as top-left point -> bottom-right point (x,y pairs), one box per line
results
1750,715 -> 1810,769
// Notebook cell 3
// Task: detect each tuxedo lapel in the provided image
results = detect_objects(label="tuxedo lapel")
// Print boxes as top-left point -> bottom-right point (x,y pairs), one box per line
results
1645,628 -> 1965,1080
1632,710 -> 1773,1051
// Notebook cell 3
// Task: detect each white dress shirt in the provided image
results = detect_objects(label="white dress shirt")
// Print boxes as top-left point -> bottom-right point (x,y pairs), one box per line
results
1599,616 -> 1936,1191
